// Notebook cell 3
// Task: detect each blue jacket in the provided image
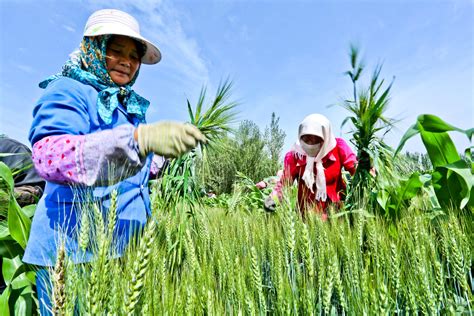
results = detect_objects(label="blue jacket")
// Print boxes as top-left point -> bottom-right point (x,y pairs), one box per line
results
23,77 -> 152,266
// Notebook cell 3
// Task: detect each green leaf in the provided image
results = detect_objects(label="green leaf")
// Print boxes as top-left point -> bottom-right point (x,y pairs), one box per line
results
376,189 -> 389,210
391,173 -> 425,216
395,114 -> 472,157
418,114 -> 472,139
2,256 -> 24,285
0,220 -> 10,239
398,173 -> 424,200
432,170 -> 468,210
395,123 -> 419,156
0,287 -> 11,316
187,99 -> 194,125
8,198 -> 31,249
438,160 -> 473,209
0,161 -> 14,192
423,209 -> 445,220
420,130 -> 460,167
19,285 -> 35,296
11,272 -> 34,290
14,295 -> 29,316
418,173 -> 432,185
0,239 -> 23,260
25,271 -> 36,285
387,223 -> 398,239
423,184 -> 441,209
21,204 -> 36,219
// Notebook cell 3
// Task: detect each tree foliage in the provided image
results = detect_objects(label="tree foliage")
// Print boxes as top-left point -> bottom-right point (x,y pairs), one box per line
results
264,112 -> 286,175
198,114 -> 286,194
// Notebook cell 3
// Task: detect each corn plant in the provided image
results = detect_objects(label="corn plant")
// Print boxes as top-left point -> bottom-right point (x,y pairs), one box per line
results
0,162 -> 37,315
396,114 -> 473,211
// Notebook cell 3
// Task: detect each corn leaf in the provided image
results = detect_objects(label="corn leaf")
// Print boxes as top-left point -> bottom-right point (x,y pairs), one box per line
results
0,220 -> 9,239
395,114 -> 472,160
420,130 -> 460,167
436,160 -> 473,209
0,286 -> 10,316
393,172 -> 426,211
0,161 -> 14,192
418,114 -> 473,138
13,295 -> 28,316
7,197 -> 31,249
2,256 -> 24,286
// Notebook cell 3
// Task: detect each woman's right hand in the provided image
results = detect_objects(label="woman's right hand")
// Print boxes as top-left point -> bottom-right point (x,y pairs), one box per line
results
136,121 -> 205,158
264,196 -> 276,212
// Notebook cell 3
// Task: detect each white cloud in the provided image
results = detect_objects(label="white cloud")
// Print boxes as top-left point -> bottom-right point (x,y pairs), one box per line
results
62,25 -> 76,33
16,64 -> 34,73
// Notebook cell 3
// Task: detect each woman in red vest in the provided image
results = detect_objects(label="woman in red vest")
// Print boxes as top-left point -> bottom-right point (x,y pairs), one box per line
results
265,114 -> 357,219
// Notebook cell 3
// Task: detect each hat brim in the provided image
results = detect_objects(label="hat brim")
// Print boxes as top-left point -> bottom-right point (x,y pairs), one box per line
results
84,24 -> 161,65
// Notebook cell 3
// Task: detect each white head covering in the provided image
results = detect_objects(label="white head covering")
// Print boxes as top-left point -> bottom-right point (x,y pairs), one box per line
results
84,9 -> 161,64
291,114 -> 337,201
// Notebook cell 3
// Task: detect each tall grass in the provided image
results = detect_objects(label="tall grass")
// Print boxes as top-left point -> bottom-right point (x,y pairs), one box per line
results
50,187 -> 473,314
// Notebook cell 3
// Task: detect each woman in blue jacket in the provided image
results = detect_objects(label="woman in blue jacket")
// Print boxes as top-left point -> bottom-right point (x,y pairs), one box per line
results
23,9 -> 204,314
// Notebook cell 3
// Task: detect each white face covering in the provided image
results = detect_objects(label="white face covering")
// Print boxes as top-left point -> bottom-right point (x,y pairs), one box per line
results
291,114 -> 337,201
300,141 -> 321,157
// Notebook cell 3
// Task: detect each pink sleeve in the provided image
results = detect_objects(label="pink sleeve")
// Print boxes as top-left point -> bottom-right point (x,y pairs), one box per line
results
336,138 -> 357,175
32,135 -> 85,183
31,124 -> 143,185
270,151 -> 298,200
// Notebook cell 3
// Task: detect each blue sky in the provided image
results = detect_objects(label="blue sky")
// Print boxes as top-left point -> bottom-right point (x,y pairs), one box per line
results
1,0 -> 472,155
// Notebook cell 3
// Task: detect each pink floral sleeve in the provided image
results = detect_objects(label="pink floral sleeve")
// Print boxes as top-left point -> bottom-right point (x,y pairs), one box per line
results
32,135 -> 84,183
31,124 -> 144,186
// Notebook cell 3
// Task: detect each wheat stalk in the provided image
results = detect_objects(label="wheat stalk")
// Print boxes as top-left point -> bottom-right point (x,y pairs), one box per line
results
433,260 -> 444,310
64,259 -> 78,316
333,255 -> 347,313
107,189 -> 118,240
300,223 -> 315,279
185,285 -> 194,315
78,208 -> 90,252
160,257 -> 167,307
123,218 -> 157,314
92,203 -> 106,245
185,228 -> 201,275
245,291 -> 255,316
378,280 -> 389,314
250,246 -> 266,313
389,242 -> 400,309
52,242 -> 66,316
323,253 -> 335,314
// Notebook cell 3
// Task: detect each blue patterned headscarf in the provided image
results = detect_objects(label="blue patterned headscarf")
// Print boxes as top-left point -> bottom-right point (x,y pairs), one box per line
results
39,36 -> 149,124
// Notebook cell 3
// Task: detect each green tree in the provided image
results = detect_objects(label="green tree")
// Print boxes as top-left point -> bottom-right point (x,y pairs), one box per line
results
234,120 -> 269,182
197,135 -> 236,194
264,112 -> 286,174
199,115 -> 283,194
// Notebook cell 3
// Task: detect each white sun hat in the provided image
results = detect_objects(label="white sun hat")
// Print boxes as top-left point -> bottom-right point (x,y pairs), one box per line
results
83,9 -> 161,64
